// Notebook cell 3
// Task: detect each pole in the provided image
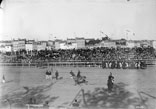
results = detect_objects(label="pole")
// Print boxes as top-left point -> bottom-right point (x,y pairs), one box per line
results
69,89 -> 82,106
81,89 -> 87,106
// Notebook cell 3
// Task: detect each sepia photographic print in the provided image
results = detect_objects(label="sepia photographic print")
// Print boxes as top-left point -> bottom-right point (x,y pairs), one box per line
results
0,0 -> 156,109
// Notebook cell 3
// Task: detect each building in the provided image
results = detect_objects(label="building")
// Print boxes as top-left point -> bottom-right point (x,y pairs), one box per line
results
67,42 -> 77,49
12,39 -> 26,52
25,43 -> 37,51
40,41 -> 47,47
126,40 -> 135,48
47,40 -> 55,50
115,39 -> 127,48
5,45 -> 13,52
67,37 -> 85,49
55,39 -> 77,50
59,42 -> 77,49
47,40 -> 54,46
75,37 -> 85,49
85,44 -> 97,49
26,43 -> 33,51
0,45 -> 5,53
0,41 -> 5,46
54,40 -> 62,49
100,40 -> 116,48
25,40 -> 36,51
54,42 -> 60,49
140,40 -> 153,47
12,40 -> 18,52
85,38 -> 95,43
37,43 -> 45,51
0,41 -> 12,53
67,38 -> 76,44
0,40 -> 12,46
18,39 -> 26,50
134,40 -> 141,47
0,45 -> 12,53
37,41 -> 47,51
26,40 -> 35,44
59,42 -> 67,49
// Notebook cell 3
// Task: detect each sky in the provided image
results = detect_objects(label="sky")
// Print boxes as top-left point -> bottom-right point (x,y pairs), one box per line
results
0,0 -> 156,41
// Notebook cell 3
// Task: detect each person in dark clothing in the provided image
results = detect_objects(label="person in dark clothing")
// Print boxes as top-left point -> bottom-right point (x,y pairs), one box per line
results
77,70 -> 81,78
29,98 -> 33,104
107,72 -> 114,92
55,70 -> 59,80
70,70 -> 77,85
70,70 -> 75,77
108,72 -> 114,82
28,98 -> 36,104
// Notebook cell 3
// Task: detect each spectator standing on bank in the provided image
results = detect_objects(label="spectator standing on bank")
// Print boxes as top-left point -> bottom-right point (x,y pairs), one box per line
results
55,70 -> 59,80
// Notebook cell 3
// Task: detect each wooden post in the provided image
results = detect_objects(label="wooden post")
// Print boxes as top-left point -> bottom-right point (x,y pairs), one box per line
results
69,89 -> 82,106
81,89 -> 87,106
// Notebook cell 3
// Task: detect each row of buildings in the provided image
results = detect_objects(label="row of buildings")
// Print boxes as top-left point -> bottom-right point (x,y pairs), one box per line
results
0,37 -> 156,53
0,38 -> 85,53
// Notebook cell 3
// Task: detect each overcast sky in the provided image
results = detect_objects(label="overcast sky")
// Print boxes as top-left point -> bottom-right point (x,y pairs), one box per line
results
0,0 -> 156,40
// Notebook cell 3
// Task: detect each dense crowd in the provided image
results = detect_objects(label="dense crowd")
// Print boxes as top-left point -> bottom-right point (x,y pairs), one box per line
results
0,47 -> 156,63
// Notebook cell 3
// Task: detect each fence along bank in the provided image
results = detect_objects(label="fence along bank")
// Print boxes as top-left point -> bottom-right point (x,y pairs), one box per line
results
102,60 -> 147,69
0,59 -> 155,69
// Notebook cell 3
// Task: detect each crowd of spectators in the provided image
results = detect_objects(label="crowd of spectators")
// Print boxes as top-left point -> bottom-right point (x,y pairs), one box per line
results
0,46 -> 156,63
